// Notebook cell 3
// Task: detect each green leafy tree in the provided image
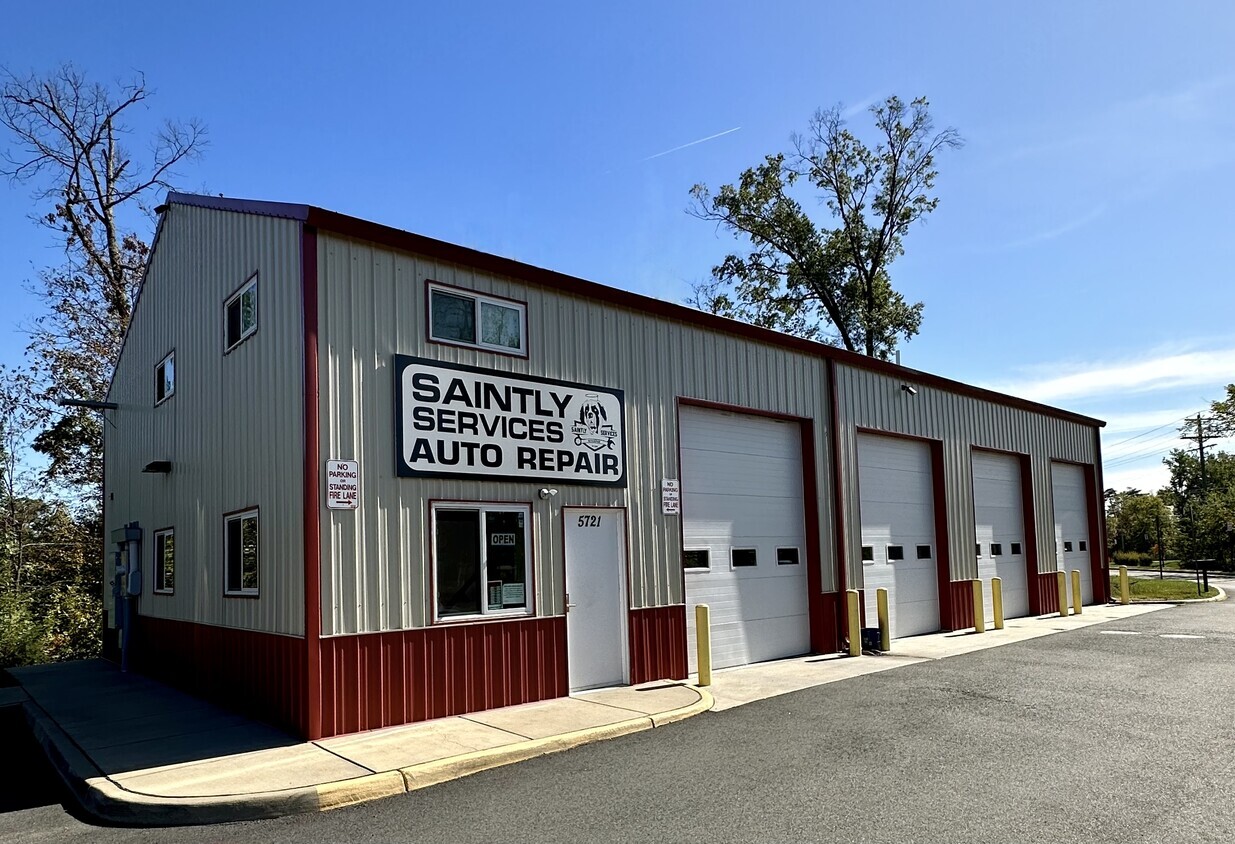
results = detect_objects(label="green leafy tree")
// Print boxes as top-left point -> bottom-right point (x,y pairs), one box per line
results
1163,449 -> 1235,568
1105,488 -> 1176,561
689,96 -> 962,359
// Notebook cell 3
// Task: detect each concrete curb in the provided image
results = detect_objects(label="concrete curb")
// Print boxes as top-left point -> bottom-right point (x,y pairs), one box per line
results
1111,585 -> 1227,605
23,684 -> 714,827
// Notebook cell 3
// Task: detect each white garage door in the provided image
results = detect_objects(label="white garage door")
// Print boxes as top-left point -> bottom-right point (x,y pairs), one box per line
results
1052,462 -> 1093,605
681,407 -> 809,672
858,434 -> 940,638
972,451 -> 1030,622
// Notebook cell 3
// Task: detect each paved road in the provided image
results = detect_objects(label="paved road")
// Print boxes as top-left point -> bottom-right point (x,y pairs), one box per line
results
6,601 -> 1235,844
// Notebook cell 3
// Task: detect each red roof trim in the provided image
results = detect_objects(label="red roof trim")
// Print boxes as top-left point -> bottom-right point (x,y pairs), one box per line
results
162,193 -> 1105,429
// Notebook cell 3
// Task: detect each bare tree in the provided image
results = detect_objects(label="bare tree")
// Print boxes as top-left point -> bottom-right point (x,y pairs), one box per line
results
1,63 -> 205,495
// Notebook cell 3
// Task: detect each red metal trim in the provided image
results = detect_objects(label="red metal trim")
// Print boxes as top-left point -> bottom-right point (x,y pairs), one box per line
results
1019,453 -> 1043,614
673,400 -> 687,612
1035,571 -> 1060,615
928,439 -> 955,630
949,580 -> 975,630
302,225 -> 322,740
1084,453 -> 1107,603
826,360 -> 848,648
627,606 -> 688,685
798,419 -> 831,653
316,616 -> 567,738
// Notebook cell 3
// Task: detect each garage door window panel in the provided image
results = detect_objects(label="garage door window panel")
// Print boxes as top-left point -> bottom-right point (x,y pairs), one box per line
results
731,548 -> 758,568
776,547 -> 799,566
434,503 -> 532,621
683,549 -> 710,571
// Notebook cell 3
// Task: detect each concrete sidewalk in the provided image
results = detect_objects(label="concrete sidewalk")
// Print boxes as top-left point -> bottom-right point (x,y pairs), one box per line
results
8,661 -> 710,826
7,600 -> 1184,827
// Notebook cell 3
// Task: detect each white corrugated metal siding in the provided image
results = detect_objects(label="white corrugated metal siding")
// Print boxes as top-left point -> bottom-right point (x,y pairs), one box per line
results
104,204 -> 306,635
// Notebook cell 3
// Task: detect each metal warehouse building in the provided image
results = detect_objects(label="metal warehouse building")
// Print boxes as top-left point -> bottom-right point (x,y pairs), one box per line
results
102,193 -> 1107,740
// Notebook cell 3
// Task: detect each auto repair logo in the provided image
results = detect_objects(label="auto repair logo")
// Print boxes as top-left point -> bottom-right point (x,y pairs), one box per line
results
572,394 -> 618,451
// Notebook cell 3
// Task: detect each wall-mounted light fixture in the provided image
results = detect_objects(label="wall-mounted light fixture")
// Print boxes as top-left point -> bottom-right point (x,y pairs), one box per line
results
900,384 -> 918,396
538,488 -> 558,500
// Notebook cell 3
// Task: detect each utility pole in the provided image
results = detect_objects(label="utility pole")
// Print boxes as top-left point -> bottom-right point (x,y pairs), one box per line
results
1157,510 -> 1164,580
1180,414 -> 1219,572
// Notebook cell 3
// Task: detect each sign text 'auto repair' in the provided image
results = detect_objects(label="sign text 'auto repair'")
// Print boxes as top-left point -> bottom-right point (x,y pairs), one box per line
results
396,356 -> 626,486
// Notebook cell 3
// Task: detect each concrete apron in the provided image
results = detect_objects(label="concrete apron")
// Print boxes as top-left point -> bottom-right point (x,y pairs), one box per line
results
700,601 -> 1174,712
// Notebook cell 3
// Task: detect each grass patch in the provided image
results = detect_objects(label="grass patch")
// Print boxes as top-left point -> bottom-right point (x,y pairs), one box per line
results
1110,576 -> 1219,601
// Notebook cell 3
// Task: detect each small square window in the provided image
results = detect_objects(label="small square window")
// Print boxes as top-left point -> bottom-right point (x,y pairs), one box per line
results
731,548 -> 757,567
154,528 -> 175,594
1063,541 -> 1074,553
1010,542 -> 1023,555
861,545 -> 875,562
155,351 -> 175,405
428,282 -> 526,354
916,544 -> 932,560
225,274 -> 258,352
1079,540 -> 1087,552
887,545 -> 905,561
991,543 -> 1003,557
225,509 -> 259,595
776,547 -> 800,566
683,549 -> 710,570
976,543 -> 983,558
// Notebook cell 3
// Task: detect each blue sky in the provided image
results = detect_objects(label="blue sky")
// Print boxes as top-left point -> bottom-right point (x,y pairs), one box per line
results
2,1 -> 1233,492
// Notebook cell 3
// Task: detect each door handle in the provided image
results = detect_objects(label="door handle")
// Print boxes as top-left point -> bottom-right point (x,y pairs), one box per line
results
566,593 -> 577,612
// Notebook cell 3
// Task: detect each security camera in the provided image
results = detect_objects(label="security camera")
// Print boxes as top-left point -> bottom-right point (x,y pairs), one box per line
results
900,384 -> 918,395
538,488 -> 558,500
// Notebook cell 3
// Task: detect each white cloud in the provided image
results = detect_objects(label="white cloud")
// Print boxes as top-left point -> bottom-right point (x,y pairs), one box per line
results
1104,463 -> 1172,494
995,205 -> 1106,250
986,344 -> 1235,404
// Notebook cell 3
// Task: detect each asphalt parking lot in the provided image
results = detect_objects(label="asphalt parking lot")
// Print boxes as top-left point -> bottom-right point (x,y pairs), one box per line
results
5,600 -> 1234,844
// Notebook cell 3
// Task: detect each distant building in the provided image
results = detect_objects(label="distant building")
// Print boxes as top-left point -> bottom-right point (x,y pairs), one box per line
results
102,193 -> 1107,739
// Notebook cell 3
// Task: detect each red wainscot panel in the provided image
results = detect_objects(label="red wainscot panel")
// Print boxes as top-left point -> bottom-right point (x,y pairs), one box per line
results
628,606 -> 688,685
316,616 -> 567,739
814,591 -> 841,654
1034,571 -> 1061,615
131,614 -> 306,736
947,581 -> 976,632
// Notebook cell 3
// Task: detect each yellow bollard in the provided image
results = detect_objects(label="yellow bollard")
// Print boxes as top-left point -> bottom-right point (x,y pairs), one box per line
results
992,576 -> 1004,630
695,604 -> 712,687
1071,569 -> 1083,616
1119,565 -> 1130,605
972,579 -> 985,633
1057,571 -> 1068,617
876,587 -> 890,651
846,589 -> 861,657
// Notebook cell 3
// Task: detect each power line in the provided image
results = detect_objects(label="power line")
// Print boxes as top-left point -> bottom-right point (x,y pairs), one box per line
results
1103,411 -> 1201,449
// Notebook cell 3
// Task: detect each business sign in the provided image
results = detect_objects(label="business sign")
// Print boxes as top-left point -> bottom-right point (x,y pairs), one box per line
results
395,356 -> 626,486
326,460 -> 359,509
661,478 -> 680,515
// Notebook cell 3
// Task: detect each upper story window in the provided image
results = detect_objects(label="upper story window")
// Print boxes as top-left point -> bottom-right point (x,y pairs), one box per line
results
155,351 -> 175,405
225,508 -> 259,596
427,281 -> 526,355
225,273 -> 258,352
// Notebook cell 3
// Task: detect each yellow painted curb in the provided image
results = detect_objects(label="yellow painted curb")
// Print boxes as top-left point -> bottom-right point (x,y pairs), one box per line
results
314,770 -> 407,811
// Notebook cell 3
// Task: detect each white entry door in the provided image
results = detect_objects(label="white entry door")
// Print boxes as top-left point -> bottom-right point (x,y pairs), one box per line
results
564,508 -> 629,691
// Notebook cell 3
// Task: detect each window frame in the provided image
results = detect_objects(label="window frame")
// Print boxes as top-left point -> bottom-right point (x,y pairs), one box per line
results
683,548 -> 711,572
1063,540 -> 1074,553
224,272 -> 259,353
426,280 -> 528,358
224,507 -> 260,597
991,542 -> 1003,557
776,547 -> 800,566
1010,542 -> 1023,555
430,501 -> 534,623
153,527 -> 175,595
916,544 -> 932,560
887,544 -> 905,561
1078,540 -> 1088,552
861,545 -> 875,562
730,547 -> 758,569
154,350 -> 176,406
